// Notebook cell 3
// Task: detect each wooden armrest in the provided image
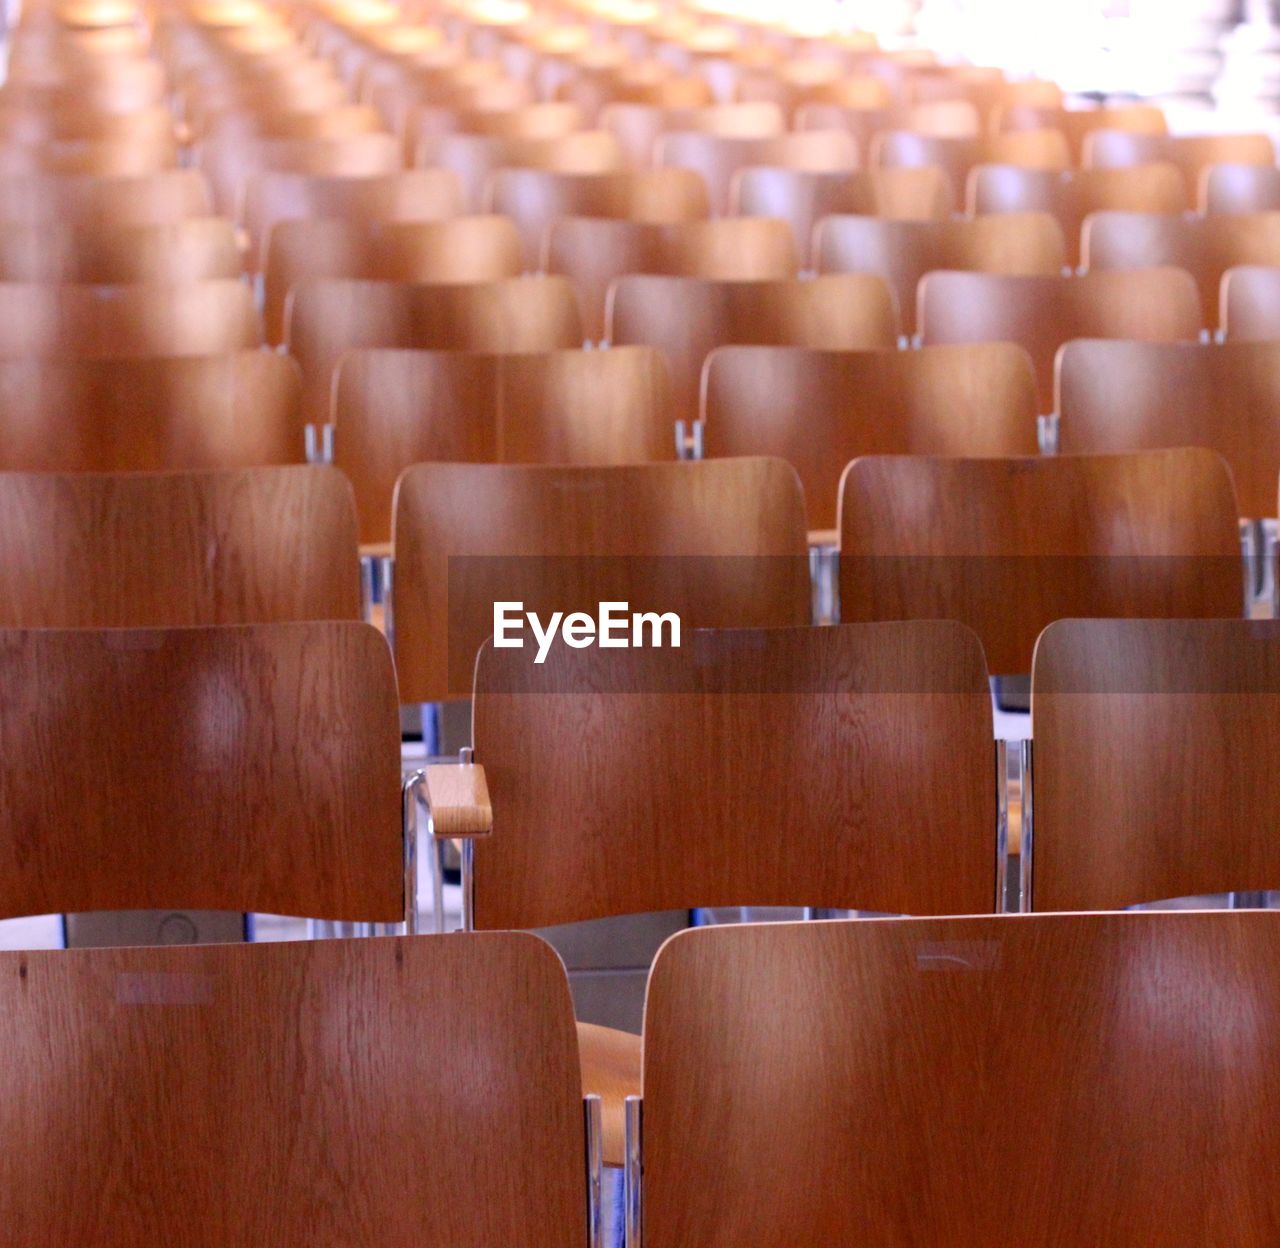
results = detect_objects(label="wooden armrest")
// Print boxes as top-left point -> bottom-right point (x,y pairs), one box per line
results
578,1021 -> 641,1168
422,763 -> 492,838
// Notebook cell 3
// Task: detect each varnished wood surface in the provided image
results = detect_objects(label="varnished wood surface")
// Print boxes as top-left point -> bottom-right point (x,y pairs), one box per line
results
815,212 -> 1064,335
642,911 -> 1280,1247
1033,618 -> 1280,911
422,763 -> 493,838
547,217 -> 797,340
919,268 -> 1202,411
0,622 -> 401,920
578,1021 -> 640,1169
1084,130 -> 1275,201
472,620 -> 996,926
0,933 -> 588,1246
287,276 -> 584,425
1203,163 -> 1280,214
0,352 -> 303,472
839,449 -> 1243,674
0,170 -> 211,227
600,101 -> 784,170
1058,338 -> 1280,518
607,273 -> 898,424
393,457 -> 811,701
703,343 -> 1038,531
0,466 -> 360,627
1221,265 -> 1280,341
334,346 -> 674,543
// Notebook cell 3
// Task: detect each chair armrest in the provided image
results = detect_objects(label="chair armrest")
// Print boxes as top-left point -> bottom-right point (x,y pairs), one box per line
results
422,763 -> 492,838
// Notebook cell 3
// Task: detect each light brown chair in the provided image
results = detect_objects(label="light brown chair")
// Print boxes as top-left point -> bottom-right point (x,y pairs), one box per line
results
607,273 -> 897,426
0,933 -> 590,1244
1084,131 -> 1275,203
704,343 -> 1039,535
996,101 -> 1167,161
599,101 -> 784,169
0,170 -> 213,227
392,457 -> 811,702
286,275 -> 584,423
1083,210 -> 1280,329
657,130 -> 858,215
839,448 -> 1242,674
637,910 -> 1280,1246
546,217 -> 797,342
970,164 -> 1188,266
0,352 -> 302,472
333,345 -> 674,544
0,465 -> 360,627
1032,618 -> 1280,910
918,268 -> 1202,411
815,212 -> 1065,337
265,216 -> 522,344
0,104 -> 175,145
556,67 -> 715,121
201,102 -> 387,143
871,130 -> 1071,203
0,136 -> 180,176
0,280 -> 261,359
487,167 -> 709,268
1203,163 -> 1280,214
405,101 -> 585,153
1222,265 -> 1280,341
736,68 -> 893,120
1057,338 -> 1280,518
732,167 -> 955,265
181,76 -> 353,136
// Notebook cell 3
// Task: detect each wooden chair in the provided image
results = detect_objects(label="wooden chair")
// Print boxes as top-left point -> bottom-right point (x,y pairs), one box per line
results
1083,211 -> 1280,330
657,130 -> 857,216
0,136 -> 180,176
404,101 -> 585,153
815,212 -> 1065,337
556,67 -> 715,121
0,280 -> 261,359
704,343 -> 1038,536
870,130 -> 1071,203
1084,131 -> 1275,203
969,164 -> 1188,266
636,910 -> 1280,1245
334,346 -> 674,544
732,167 -> 954,265
0,352 -> 302,472
0,104 -> 176,145
286,276 -> 584,424
200,103 -> 387,143
392,457 -> 811,703
265,216 -> 522,343
599,101 -> 784,169
0,170 -> 212,227
736,68 -> 892,121
1203,163 -> 1280,214
0,933 -> 591,1244
608,273 -> 897,426
1222,265 -> 1280,341
181,77 -> 353,136
1032,618 -> 1280,911
488,167 -> 709,268
546,217 -> 797,342
918,268 -> 1202,412
996,101 -> 1167,161
840,448 -> 1242,674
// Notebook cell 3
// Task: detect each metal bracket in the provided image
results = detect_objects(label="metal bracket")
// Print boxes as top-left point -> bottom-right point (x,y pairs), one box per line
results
304,422 -> 334,465
1018,739 -> 1034,913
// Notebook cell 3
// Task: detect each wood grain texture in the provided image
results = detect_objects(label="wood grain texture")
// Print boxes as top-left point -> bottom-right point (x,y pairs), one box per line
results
423,763 -> 493,837
641,911 -> 1280,1247
704,343 -> 1038,531
547,217 -> 797,340
578,1021 -> 640,1168
1033,618 -> 1280,911
607,273 -> 897,425
0,622 -> 400,920
1058,338 -> 1280,518
0,933 -> 588,1246
334,346 -> 674,543
287,276 -> 584,425
1221,265 -> 1280,341
815,212 -> 1064,336
919,268 -> 1202,411
600,101 -> 784,171
393,457 -> 811,701
1203,164 -> 1280,214
839,449 -> 1242,674
0,466 -> 360,627
473,620 -> 995,926
1084,130 -> 1275,201
0,352 -> 303,472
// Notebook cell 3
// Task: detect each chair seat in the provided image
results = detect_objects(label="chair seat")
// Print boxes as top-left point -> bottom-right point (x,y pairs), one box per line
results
577,1020 -> 641,1167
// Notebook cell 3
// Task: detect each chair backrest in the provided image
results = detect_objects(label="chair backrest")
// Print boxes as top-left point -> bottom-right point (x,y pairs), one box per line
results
839,448 -> 1242,674
0,352 -> 302,472
487,166 -> 709,267
1058,338 -> 1280,518
815,212 -> 1065,337
0,104 -> 175,144
918,268 -> 1202,411
0,135 -> 179,176
997,101 -> 1167,160
1220,264 -> 1280,341
0,465 -> 360,627
0,280 -> 262,359
1203,162 -> 1280,214
0,621 -> 400,921
0,933 -> 588,1246
607,273 -> 898,425
1084,131 -> 1275,202
265,216 -> 522,344
405,100 -> 584,152
546,217 -> 797,341
391,457 -> 811,701
640,910 -> 1280,1246
203,103 -> 386,143
704,343 -> 1038,533
286,276 -> 584,424
872,131 -> 1068,203
334,346 -> 674,543
733,166 -> 954,264
600,100 -> 784,169
0,170 -> 212,227
472,620 -> 997,927
1032,618 -> 1280,911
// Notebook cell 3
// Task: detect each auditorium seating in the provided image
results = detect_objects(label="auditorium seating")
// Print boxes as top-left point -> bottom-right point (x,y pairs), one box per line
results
1221,265 -> 1280,340
1084,131 -> 1276,202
